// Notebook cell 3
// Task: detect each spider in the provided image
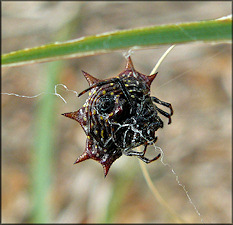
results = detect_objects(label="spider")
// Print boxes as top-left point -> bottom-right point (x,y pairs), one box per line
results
62,56 -> 173,176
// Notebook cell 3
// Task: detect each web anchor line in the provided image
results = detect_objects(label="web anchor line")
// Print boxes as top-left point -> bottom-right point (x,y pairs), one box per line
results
155,145 -> 204,223
1,83 -> 80,104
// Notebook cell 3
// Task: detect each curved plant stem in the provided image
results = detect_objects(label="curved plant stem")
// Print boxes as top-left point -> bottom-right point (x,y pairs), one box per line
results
138,44 -> 186,222
150,45 -> 175,74
138,160 -> 185,223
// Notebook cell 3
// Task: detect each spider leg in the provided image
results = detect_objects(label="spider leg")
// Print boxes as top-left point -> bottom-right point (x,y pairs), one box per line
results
123,136 -> 159,162
123,148 -> 145,157
138,152 -> 161,163
151,96 -> 173,115
78,80 -> 111,97
114,78 -> 135,114
137,141 -> 161,163
78,77 -> 125,97
155,106 -> 172,125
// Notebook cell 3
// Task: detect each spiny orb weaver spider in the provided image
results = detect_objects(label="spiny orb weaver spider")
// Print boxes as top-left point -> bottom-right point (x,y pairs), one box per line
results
62,56 -> 173,176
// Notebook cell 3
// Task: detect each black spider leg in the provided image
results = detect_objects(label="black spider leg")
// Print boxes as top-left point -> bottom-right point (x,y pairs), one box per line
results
151,96 -> 173,124
155,106 -> 172,125
123,137 -> 160,163
137,141 -> 161,163
78,80 -> 110,97
152,96 -> 173,115
114,78 -> 135,114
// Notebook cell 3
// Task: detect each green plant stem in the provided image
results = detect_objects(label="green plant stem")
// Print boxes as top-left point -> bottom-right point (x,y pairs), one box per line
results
2,16 -> 231,67
103,171 -> 135,223
29,5 -> 82,222
30,61 -> 63,223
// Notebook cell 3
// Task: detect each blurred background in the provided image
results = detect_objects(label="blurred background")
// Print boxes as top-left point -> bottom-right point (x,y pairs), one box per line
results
2,1 -> 231,223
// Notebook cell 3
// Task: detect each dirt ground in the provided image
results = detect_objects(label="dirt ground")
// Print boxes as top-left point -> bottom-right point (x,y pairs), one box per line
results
2,2 -> 232,223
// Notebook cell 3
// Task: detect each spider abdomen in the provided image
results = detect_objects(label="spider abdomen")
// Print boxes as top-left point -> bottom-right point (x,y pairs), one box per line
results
62,56 -> 173,176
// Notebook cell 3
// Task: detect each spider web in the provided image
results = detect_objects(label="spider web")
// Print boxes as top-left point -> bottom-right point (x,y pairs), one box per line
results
1,83 -> 78,104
